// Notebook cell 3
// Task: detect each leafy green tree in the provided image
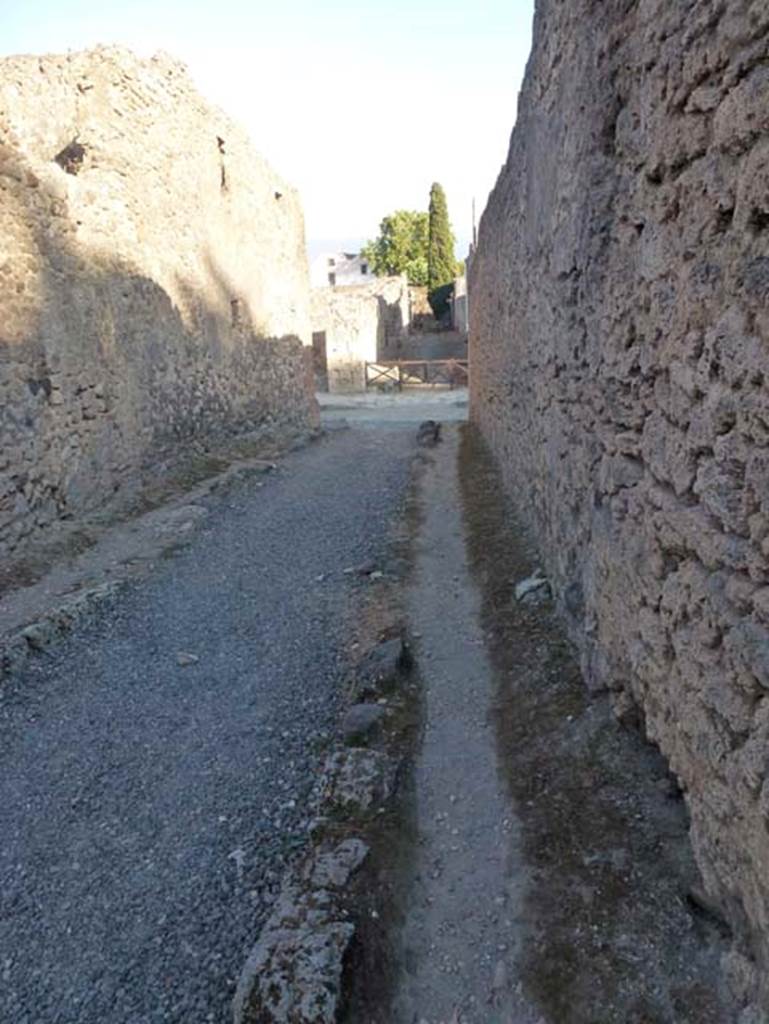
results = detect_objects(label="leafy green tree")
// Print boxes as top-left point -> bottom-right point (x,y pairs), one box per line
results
361,210 -> 429,286
427,182 -> 456,319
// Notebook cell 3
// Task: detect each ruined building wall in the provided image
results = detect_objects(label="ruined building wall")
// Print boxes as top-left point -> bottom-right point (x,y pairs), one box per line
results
0,47 -> 315,562
310,276 -> 409,392
470,0 -> 769,998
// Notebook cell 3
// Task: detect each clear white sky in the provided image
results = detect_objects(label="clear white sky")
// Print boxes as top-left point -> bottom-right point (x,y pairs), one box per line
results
2,0 -> 535,256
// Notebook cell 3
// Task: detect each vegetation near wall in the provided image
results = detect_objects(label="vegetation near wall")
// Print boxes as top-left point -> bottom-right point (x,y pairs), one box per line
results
361,211 -> 429,285
427,182 -> 456,320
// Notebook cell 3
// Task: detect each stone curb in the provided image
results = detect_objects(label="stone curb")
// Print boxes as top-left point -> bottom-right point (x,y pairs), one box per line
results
0,581 -> 123,683
232,637 -> 412,1024
232,746 -> 401,1024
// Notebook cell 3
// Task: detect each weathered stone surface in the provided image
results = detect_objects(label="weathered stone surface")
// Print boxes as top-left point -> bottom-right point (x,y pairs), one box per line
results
1,578 -> 120,681
0,46 -> 316,567
303,838 -> 369,890
233,838 -> 368,1023
353,636 -> 411,701
232,883 -> 353,1024
416,420 -> 442,447
514,572 -> 550,603
469,0 -> 769,999
152,503 -> 207,530
340,703 -> 386,746
318,748 -> 398,816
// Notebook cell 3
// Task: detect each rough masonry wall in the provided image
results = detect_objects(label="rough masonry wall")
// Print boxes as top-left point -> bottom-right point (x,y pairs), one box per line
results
0,47 -> 314,563
311,276 -> 409,392
470,0 -> 769,998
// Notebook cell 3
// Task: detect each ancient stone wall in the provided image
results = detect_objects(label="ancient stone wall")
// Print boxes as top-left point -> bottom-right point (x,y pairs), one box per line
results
470,0 -> 769,1002
451,275 -> 468,335
310,276 -> 409,392
0,46 -> 315,564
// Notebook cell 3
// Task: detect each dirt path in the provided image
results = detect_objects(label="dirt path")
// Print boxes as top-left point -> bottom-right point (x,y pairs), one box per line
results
391,423 -> 738,1023
393,426 -> 540,1023
0,401 -> 743,1023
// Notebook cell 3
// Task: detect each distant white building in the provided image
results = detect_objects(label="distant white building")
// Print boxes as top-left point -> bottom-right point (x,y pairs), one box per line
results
310,251 -> 372,288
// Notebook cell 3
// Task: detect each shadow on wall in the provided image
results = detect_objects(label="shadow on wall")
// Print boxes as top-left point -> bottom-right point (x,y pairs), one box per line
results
376,292 -> 407,357
0,142 -> 311,567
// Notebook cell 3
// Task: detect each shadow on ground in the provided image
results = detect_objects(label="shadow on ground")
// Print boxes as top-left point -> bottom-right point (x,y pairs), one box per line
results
458,425 -> 737,1024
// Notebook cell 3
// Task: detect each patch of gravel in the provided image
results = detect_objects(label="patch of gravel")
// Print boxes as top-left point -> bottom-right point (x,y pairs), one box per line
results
0,426 -> 414,1024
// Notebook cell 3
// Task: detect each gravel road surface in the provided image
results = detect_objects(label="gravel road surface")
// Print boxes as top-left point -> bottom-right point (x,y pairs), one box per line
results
0,425 -> 414,1023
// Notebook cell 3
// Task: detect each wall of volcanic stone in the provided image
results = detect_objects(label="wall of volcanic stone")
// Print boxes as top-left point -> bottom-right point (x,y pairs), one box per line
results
0,46 -> 314,562
470,0 -> 769,998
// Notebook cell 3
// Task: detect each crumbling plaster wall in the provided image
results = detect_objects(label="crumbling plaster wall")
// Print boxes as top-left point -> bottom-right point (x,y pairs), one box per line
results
470,0 -> 769,999
0,46 -> 315,563
310,276 -> 409,392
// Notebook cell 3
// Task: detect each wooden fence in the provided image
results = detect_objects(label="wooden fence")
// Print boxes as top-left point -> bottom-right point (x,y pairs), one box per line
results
365,359 -> 469,390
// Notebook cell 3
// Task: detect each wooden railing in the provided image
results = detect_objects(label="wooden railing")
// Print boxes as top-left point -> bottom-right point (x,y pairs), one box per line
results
365,359 -> 469,390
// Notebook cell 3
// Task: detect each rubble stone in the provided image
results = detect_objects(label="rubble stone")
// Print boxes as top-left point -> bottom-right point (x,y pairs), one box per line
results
318,748 -> 398,816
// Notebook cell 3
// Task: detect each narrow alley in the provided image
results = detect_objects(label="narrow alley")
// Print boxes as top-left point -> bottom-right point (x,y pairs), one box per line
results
3,2 -> 769,1021
0,394 -> 748,1021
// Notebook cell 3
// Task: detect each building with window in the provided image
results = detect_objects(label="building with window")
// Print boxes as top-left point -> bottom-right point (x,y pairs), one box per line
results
310,251 -> 372,288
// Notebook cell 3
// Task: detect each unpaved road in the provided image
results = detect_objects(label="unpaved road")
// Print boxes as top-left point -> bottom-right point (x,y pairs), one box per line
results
388,425 -> 738,1024
0,425 -> 417,1023
0,399 -> 743,1023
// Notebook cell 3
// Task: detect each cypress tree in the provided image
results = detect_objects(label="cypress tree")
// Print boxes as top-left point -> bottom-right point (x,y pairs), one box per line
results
427,182 -> 456,320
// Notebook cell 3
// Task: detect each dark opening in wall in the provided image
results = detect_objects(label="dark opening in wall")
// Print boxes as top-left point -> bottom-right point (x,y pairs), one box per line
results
312,330 -> 329,391
54,140 -> 86,175
274,190 -> 283,200
230,298 -> 241,327
715,207 -> 735,233
27,376 -> 52,400
217,136 -> 227,191
748,207 -> 769,234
